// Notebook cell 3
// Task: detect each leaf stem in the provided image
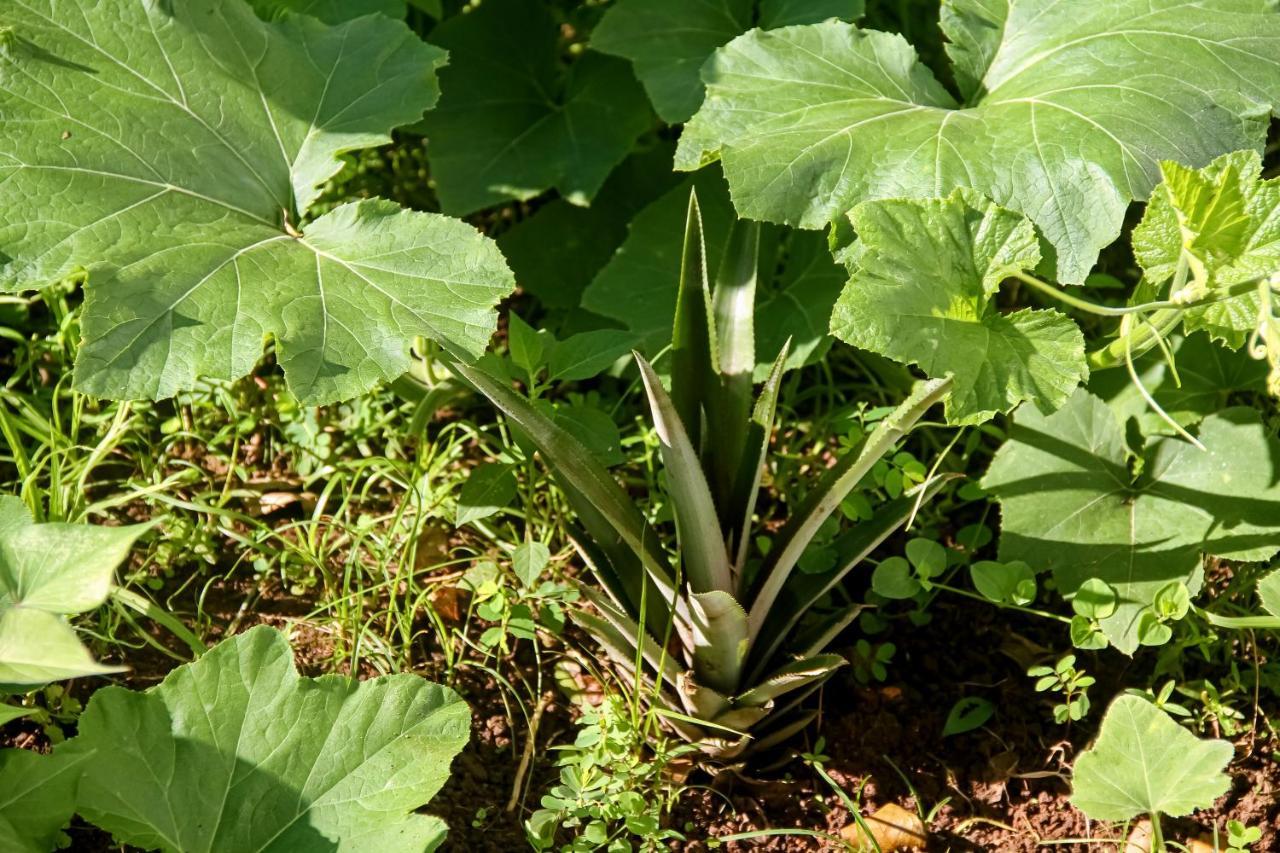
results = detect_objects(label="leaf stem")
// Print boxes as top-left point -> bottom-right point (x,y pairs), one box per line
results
928,581 -> 1073,624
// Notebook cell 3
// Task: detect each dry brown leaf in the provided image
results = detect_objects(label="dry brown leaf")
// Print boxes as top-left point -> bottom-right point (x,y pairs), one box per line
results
1122,819 -> 1152,853
1187,837 -> 1219,853
840,803 -> 927,851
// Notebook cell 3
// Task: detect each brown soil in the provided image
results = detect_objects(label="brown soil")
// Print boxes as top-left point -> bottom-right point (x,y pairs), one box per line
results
7,568 -> 1278,852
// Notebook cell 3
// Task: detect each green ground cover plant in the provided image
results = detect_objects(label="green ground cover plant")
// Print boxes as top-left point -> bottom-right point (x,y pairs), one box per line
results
0,0 -> 1278,850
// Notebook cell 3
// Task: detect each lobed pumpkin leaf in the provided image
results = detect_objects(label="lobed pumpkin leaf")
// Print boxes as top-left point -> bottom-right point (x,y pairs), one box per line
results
0,748 -> 88,853
677,1 -> 1280,283
0,0 -> 513,404
248,0 -> 405,23
422,0 -> 651,215
1071,695 -> 1232,821
830,190 -> 1086,424
592,0 -> 863,123
1133,150 -> 1280,347
62,626 -> 470,853
0,498 -> 144,687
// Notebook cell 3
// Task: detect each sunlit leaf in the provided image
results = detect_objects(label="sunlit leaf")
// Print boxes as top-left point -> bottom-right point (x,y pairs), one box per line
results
830,190 -> 1085,424
593,0 -> 863,123
0,0 -> 512,404
0,498 -> 143,687
64,626 -> 470,852
678,2 -> 1280,282
1071,695 -> 1232,821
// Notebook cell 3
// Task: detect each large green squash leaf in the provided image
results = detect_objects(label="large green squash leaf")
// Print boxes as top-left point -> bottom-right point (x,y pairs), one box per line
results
498,142 -> 682,310
1071,695 -> 1232,821
63,625 -> 470,852
676,1 -> 1280,283
0,748 -> 88,853
983,390 -> 1280,653
1133,150 -> 1280,347
0,498 -> 143,687
581,168 -> 844,378
0,0 -> 513,404
592,0 -> 863,124
830,190 -> 1085,424
422,0 -> 651,216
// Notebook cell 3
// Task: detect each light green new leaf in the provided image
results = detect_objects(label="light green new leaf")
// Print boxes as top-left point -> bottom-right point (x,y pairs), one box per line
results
830,191 -> 1086,424
423,0 -> 651,215
0,0 -> 513,404
249,0 -> 405,23
983,390 -> 1280,653
1071,695 -> 1232,821
592,0 -> 862,123
64,625 -> 470,853
677,2 -> 1280,282
0,748 -> 89,853
1132,150 -> 1280,347
581,167 -> 844,379
0,498 -> 143,686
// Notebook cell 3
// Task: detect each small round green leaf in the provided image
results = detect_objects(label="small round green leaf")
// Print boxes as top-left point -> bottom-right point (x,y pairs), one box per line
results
905,538 -> 947,580
942,697 -> 995,737
871,557 -> 920,600
1071,578 -> 1119,620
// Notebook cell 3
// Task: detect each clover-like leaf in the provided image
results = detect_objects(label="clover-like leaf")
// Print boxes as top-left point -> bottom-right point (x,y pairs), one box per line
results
0,748 -> 88,853
0,0 -> 513,405
581,167 -> 844,378
1133,150 -> 1280,347
830,191 -> 1086,424
983,390 -> 1280,653
677,1 -> 1280,283
422,0 -> 651,216
0,498 -> 144,687
63,625 -> 470,852
1071,695 -> 1232,821
592,0 -> 862,123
